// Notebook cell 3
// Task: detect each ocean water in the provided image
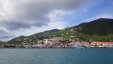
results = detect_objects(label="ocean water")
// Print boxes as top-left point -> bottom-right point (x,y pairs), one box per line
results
0,48 -> 113,64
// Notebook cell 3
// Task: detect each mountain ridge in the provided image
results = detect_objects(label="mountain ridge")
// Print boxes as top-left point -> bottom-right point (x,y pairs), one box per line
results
7,18 -> 113,44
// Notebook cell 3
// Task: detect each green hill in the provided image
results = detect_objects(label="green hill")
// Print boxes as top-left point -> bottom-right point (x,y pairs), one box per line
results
7,18 -> 113,44
75,18 -> 113,35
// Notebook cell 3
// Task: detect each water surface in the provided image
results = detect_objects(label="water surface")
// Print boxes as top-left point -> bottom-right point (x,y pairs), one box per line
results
0,48 -> 113,64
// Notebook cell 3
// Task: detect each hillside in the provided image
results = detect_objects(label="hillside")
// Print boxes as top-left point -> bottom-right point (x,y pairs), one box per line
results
75,18 -> 113,35
7,18 -> 113,44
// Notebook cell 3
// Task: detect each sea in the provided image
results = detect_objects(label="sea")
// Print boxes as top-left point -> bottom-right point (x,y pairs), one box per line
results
0,48 -> 113,64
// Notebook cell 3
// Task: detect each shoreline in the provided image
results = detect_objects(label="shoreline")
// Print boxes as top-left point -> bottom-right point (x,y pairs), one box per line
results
1,42 -> 113,48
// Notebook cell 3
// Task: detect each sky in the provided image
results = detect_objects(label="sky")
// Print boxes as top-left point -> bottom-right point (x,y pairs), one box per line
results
0,0 -> 113,41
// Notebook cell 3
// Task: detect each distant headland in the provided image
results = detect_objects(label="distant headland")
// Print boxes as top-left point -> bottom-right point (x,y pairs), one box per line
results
1,18 -> 113,48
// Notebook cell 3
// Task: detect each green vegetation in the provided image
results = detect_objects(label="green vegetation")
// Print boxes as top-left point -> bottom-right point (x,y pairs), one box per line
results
7,18 -> 113,44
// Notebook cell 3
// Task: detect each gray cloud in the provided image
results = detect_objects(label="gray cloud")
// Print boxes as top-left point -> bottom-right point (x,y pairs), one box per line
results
0,0 -> 90,40
0,29 -> 14,41
0,0 -> 89,30
0,30 -> 8,35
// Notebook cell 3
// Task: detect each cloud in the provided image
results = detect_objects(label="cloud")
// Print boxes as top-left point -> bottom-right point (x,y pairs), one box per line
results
0,0 -> 90,40
0,0 -> 89,30
0,27 -> 14,41
11,10 -> 68,36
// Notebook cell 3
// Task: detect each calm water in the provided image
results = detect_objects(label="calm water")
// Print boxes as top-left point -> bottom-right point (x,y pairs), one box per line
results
0,48 -> 113,64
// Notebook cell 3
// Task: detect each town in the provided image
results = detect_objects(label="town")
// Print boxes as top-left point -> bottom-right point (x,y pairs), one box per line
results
0,37 -> 113,48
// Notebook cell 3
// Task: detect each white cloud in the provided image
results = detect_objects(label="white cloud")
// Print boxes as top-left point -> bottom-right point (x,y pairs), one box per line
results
11,10 -> 68,36
0,0 -> 89,30
0,27 -> 9,33
0,0 -> 90,41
